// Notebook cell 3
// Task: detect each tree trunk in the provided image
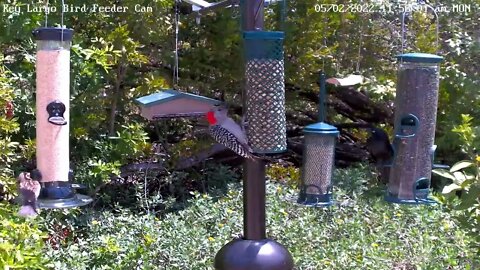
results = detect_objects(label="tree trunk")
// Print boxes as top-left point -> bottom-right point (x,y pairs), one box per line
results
109,58 -> 128,136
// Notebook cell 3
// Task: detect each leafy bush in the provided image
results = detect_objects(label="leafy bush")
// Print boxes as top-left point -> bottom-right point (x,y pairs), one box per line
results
0,203 -> 48,269
40,167 -> 477,269
0,59 -> 20,201
433,114 -> 480,254
74,123 -> 150,190
267,163 -> 301,188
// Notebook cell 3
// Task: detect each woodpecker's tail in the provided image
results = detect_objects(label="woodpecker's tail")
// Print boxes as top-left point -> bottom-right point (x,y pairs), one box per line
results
18,205 -> 38,217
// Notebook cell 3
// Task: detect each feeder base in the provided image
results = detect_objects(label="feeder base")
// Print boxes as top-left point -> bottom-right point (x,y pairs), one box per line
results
38,194 -> 93,209
297,200 -> 334,207
384,195 -> 437,205
296,193 -> 333,207
214,238 -> 294,270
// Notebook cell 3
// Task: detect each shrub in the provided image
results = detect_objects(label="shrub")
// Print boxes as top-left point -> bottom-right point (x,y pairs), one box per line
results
0,60 -> 20,201
0,203 -> 48,269
433,114 -> 480,254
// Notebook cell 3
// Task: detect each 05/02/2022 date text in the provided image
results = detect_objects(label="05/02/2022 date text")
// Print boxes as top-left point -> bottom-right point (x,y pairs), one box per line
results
314,3 -> 473,13
315,4 -> 385,13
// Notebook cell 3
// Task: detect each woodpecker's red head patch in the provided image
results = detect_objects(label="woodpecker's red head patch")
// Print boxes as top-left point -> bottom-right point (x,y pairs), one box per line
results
206,111 -> 216,125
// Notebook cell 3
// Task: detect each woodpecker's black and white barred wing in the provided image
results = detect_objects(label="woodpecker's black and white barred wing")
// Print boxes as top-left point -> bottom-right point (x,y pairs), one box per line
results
209,125 -> 255,159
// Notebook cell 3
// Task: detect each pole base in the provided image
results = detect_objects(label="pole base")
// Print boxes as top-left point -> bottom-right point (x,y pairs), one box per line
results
214,238 -> 294,270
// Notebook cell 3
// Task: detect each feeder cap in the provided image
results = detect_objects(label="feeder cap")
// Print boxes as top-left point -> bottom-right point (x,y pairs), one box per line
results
32,27 -> 74,41
304,122 -> 339,135
243,31 -> 284,40
396,53 -> 443,63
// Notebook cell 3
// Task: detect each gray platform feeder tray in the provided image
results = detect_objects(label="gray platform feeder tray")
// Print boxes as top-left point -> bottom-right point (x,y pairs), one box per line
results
38,182 -> 92,209
135,89 -> 221,120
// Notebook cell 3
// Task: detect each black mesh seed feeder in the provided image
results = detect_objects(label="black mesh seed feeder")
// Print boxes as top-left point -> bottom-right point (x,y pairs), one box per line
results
33,27 -> 92,209
297,71 -> 339,207
244,31 -> 287,154
386,4 -> 444,204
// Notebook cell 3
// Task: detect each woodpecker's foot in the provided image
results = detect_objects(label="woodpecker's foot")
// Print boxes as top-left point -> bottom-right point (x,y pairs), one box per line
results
241,115 -> 249,133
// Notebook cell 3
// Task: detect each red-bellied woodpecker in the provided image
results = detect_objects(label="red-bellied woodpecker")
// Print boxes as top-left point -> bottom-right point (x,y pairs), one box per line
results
206,106 -> 256,160
17,171 -> 41,217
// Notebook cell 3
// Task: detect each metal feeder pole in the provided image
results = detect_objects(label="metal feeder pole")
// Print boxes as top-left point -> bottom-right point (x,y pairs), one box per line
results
318,71 -> 326,122
214,0 -> 293,269
243,0 -> 266,240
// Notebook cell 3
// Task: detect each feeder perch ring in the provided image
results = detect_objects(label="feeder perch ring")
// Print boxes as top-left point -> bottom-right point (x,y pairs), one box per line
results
38,194 -> 93,209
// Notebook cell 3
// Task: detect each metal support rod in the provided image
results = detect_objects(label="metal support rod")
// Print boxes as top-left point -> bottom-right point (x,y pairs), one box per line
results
242,0 -> 265,240
318,71 -> 326,122
242,0 -> 264,30
243,159 -> 266,239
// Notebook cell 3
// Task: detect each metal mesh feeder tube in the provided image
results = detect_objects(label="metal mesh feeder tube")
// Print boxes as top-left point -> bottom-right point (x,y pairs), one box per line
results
297,122 -> 339,207
386,53 -> 443,204
243,31 -> 286,154
33,27 -> 92,209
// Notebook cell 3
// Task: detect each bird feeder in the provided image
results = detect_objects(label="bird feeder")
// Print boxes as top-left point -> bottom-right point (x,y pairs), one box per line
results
135,89 -> 221,120
33,27 -> 92,208
243,31 -> 286,154
386,53 -> 443,204
297,71 -> 338,207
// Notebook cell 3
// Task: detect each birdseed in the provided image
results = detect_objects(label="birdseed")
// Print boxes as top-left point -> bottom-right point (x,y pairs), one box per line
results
301,134 -> 335,194
245,58 -> 287,154
36,49 -> 71,182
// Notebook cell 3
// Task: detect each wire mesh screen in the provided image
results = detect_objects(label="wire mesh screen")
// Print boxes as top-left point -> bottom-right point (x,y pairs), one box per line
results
300,134 -> 335,196
388,62 -> 440,200
244,31 -> 286,153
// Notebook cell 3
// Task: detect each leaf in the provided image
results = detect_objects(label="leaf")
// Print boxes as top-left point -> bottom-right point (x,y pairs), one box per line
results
453,171 -> 467,184
456,185 -> 480,210
432,169 -> 456,181
450,160 -> 474,172
442,183 -> 462,194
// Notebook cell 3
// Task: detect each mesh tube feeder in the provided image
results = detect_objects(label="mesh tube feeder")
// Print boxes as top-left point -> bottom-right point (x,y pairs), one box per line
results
243,31 -> 286,154
386,53 -> 443,204
297,71 -> 339,207
33,27 -> 92,208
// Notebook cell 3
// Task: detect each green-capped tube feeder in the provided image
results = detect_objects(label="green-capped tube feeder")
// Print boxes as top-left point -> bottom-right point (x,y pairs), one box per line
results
243,31 -> 286,154
386,53 -> 443,204
297,71 -> 339,207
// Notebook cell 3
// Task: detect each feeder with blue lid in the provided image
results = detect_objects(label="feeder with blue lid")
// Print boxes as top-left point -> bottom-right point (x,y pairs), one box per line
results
298,121 -> 339,207
386,52 -> 444,205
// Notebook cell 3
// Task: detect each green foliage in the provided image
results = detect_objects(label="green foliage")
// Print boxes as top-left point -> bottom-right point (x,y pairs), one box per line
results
0,2 -> 478,267
169,137 -> 213,165
266,163 -> 301,188
0,203 -> 48,270
451,114 -> 478,156
39,167 -> 477,269
433,115 -> 480,253
81,124 -> 150,188
0,57 -> 20,200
